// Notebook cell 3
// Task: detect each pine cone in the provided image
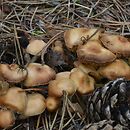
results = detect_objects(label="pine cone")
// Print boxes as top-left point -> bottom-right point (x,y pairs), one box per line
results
87,78 -> 130,126
82,120 -> 129,130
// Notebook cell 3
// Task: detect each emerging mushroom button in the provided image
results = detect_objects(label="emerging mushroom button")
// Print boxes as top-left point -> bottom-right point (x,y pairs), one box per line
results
46,96 -> 60,112
24,63 -> 56,87
0,110 -> 15,128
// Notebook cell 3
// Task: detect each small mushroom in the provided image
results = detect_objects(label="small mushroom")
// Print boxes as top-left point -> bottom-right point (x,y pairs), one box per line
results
100,33 -> 130,57
64,28 -> 103,50
48,79 -> 76,98
56,71 -> 70,80
98,59 -> 130,80
0,87 -> 27,113
77,40 -> 116,64
46,96 -> 60,112
0,110 -> 15,128
24,63 -> 56,87
23,93 -> 46,117
0,64 -> 27,83
26,39 -> 46,55
70,68 -> 95,94
52,40 -> 64,53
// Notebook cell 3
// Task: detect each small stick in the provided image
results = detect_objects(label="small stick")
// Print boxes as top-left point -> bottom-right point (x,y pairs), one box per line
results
50,109 -> 59,130
59,91 -> 68,130
36,115 -> 41,129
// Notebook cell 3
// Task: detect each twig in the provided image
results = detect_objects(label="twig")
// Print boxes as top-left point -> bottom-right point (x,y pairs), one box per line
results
59,92 -> 68,130
50,109 -> 59,130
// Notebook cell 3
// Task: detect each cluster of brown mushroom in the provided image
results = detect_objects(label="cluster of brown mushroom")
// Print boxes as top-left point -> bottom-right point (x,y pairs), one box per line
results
0,62 -> 56,128
1,27 -> 130,128
0,84 -> 46,128
64,28 -> 130,80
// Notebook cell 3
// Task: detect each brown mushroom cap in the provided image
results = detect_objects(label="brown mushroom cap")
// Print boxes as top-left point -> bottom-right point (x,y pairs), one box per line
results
0,64 -> 27,83
64,28 -> 103,50
98,59 -> 130,80
48,79 -> 76,98
77,40 -> 116,64
26,39 -> 46,55
46,96 -> 60,112
74,61 -> 100,80
24,63 -> 56,87
23,93 -> 46,117
52,40 -> 64,53
100,33 -> 130,57
70,68 -> 95,94
0,110 -> 15,128
56,71 -> 70,80
0,87 -> 27,113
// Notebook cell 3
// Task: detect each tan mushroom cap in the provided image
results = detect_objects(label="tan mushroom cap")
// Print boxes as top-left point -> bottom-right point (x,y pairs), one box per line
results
64,28 -> 103,50
0,110 -> 15,128
52,40 -> 64,53
98,59 -> 130,80
23,93 -> 46,117
46,96 -> 60,112
70,68 -> 95,94
24,63 -> 56,87
56,71 -> 70,80
0,87 -> 27,113
48,79 -> 76,98
26,39 -> 46,55
0,64 -> 27,83
74,61 -> 100,80
77,40 -> 116,64
100,33 -> 130,57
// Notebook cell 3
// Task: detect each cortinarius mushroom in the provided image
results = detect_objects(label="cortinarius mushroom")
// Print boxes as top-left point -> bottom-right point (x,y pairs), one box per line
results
0,64 -> 27,83
100,33 -> 130,57
98,59 -> 130,80
48,79 -> 76,98
0,87 -> 27,113
23,93 -> 46,117
77,40 -> 116,64
26,39 -> 46,55
70,68 -> 95,94
0,110 -> 15,128
24,63 -> 56,87
64,28 -> 103,50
